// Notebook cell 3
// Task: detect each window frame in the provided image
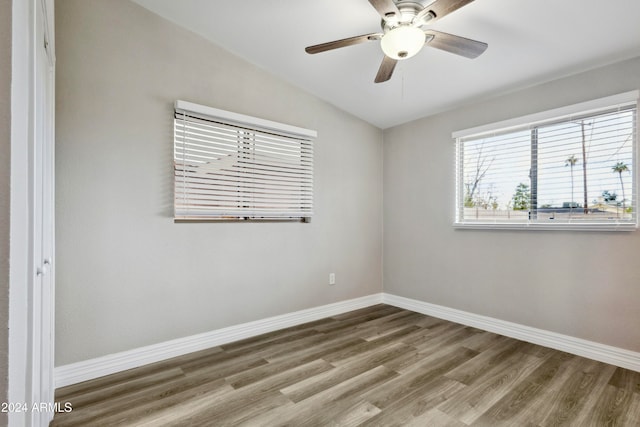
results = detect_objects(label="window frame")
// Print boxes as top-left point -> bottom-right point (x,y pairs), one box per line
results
453,91 -> 639,231
174,100 -> 316,222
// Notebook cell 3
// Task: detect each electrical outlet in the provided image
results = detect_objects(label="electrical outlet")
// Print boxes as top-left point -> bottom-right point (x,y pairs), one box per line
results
329,273 -> 336,285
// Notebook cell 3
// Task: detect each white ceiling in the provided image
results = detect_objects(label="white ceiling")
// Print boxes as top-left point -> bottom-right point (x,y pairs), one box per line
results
132,0 -> 640,129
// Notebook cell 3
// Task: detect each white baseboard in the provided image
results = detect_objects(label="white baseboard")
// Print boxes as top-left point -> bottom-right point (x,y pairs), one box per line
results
382,293 -> 640,372
54,293 -> 384,388
56,291 -> 639,388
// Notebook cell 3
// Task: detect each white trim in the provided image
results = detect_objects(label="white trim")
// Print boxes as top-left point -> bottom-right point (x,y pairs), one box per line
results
54,294 -> 383,388
9,0 -> 33,426
175,100 -> 317,139
452,90 -> 639,139
452,222 -> 637,232
382,293 -> 640,372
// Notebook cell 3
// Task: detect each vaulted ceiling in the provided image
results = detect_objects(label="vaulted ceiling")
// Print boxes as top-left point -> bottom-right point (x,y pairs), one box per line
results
132,0 -> 640,129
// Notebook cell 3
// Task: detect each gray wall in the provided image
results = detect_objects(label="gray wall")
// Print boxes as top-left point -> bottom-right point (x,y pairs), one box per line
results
0,0 -> 11,421
384,56 -> 640,352
55,0 -> 383,365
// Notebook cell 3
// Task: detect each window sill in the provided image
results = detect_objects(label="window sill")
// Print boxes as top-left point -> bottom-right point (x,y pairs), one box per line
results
453,222 -> 638,232
174,216 -> 310,223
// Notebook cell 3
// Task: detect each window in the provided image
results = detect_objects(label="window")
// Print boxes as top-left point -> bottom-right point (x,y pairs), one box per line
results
454,92 -> 638,230
174,100 -> 316,221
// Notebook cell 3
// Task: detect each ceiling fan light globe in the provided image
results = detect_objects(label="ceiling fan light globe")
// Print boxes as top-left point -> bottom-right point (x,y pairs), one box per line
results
380,26 -> 425,60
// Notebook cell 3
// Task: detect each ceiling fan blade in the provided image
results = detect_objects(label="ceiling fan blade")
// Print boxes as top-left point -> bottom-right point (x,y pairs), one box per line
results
423,0 -> 475,23
424,30 -> 487,58
374,56 -> 397,83
368,0 -> 402,23
305,33 -> 382,54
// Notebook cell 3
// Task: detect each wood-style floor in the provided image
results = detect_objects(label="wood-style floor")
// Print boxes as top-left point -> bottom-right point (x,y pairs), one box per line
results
52,304 -> 640,426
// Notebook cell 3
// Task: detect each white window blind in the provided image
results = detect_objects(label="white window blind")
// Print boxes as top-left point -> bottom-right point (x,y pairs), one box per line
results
454,92 -> 638,230
174,101 -> 316,220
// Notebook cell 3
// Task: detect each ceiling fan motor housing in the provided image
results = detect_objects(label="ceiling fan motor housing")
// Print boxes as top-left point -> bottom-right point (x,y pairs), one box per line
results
382,1 -> 433,32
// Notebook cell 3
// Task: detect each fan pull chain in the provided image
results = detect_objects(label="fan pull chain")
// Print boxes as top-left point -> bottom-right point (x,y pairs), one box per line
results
401,67 -> 405,102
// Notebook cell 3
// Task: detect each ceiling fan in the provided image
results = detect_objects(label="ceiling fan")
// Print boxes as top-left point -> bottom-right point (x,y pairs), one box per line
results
305,0 -> 487,83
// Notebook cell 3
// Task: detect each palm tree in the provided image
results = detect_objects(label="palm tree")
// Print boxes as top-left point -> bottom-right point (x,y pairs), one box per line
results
565,155 -> 578,215
612,162 -> 629,218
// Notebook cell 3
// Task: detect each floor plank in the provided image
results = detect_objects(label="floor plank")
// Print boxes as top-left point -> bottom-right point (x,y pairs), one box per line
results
437,351 -> 544,425
53,305 -> 640,426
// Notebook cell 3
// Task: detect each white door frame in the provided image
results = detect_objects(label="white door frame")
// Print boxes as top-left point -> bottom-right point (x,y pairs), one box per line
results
8,0 -> 56,426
